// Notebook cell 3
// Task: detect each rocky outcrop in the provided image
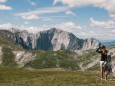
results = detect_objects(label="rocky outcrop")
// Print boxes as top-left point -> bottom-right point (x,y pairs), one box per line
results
80,56 -> 99,70
7,28 -> 84,51
14,30 -> 35,49
81,38 -> 100,51
12,51 -> 35,67
0,46 -> 3,64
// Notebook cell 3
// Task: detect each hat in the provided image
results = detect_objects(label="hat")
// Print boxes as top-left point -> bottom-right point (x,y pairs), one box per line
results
101,45 -> 106,49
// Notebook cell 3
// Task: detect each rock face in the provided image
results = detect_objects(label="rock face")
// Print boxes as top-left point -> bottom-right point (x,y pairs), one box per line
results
0,46 -> 3,64
3,28 -> 100,51
35,28 -> 84,51
12,51 -> 35,67
81,38 -> 100,51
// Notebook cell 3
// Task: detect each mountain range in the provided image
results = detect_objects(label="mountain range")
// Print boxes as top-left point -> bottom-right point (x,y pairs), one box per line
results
7,28 -> 100,51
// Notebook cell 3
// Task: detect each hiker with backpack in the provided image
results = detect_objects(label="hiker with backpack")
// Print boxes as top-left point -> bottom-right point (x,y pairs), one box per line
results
96,44 -> 109,80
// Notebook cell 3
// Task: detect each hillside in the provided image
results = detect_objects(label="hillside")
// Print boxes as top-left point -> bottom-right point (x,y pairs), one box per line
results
0,30 -> 99,70
0,30 -> 26,67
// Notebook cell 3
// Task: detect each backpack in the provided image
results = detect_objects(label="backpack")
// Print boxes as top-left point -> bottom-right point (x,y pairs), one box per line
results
107,52 -> 111,63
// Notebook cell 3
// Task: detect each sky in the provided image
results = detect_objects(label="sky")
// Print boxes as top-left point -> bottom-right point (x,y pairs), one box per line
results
0,0 -> 115,42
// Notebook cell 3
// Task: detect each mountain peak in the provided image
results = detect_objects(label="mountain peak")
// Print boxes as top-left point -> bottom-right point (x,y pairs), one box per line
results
10,28 -> 21,33
48,28 -> 63,32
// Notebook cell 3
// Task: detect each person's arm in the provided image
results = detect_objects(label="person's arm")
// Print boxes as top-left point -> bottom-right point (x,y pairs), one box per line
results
96,47 -> 101,53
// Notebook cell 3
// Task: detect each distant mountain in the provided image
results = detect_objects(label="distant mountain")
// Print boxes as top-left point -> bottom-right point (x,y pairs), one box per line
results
0,28 -> 100,51
103,40 -> 115,46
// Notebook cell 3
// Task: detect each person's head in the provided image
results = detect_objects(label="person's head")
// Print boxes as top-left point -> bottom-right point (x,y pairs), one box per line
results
101,45 -> 106,50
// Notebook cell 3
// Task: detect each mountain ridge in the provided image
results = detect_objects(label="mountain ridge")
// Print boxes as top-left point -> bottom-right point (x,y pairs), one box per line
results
3,28 -> 100,51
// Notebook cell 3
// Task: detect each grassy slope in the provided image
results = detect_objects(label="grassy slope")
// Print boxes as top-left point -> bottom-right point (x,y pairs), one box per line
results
25,49 -> 99,70
25,50 -> 80,70
0,67 -> 115,86
0,30 -> 25,67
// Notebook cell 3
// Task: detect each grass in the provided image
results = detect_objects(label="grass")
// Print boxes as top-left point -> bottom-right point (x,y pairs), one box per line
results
25,50 -> 80,70
2,47 -> 17,67
0,67 -> 115,86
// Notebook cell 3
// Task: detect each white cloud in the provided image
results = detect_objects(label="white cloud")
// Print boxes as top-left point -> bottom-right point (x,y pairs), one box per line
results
24,21 -> 29,24
0,23 -> 16,30
0,23 -> 50,33
54,22 -> 82,33
14,6 -> 69,20
100,0 -> 115,20
30,2 -> 36,6
53,0 -> 60,5
0,0 -> 6,3
53,0 -> 115,20
53,0 -> 103,7
65,10 -> 76,16
111,30 -> 115,33
0,22 -> 82,34
42,16 -> 68,21
78,31 -> 101,36
0,4 -> 12,10
18,25 -> 40,33
28,0 -> 37,6
77,30 -> 115,41
22,15 -> 39,20
90,18 -> 115,28
43,18 -> 52,21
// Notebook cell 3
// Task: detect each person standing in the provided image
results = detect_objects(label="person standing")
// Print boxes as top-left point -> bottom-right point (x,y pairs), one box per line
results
96,44 -> 108,80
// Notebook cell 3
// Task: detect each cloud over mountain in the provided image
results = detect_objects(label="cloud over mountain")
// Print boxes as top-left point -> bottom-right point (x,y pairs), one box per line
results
90,18 -> 115,28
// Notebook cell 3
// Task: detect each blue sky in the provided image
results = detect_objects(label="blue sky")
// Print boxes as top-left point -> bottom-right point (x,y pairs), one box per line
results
0,0 -> 115,42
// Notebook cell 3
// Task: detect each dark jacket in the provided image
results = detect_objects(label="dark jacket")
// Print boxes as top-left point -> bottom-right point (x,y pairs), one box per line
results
96,48 -> 108,61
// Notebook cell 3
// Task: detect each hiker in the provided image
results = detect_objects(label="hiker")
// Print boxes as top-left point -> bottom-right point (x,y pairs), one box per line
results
96,44 -> 108,80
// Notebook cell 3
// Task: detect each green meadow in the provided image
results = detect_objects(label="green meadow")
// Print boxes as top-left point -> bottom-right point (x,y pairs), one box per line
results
0,67 -> 115,86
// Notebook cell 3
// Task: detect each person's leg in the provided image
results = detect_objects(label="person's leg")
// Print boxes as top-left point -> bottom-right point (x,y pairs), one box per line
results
105,71 -> 108,80
104,63 -> 108,80
100,61 -> 104,79
100,65 -> 103,79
